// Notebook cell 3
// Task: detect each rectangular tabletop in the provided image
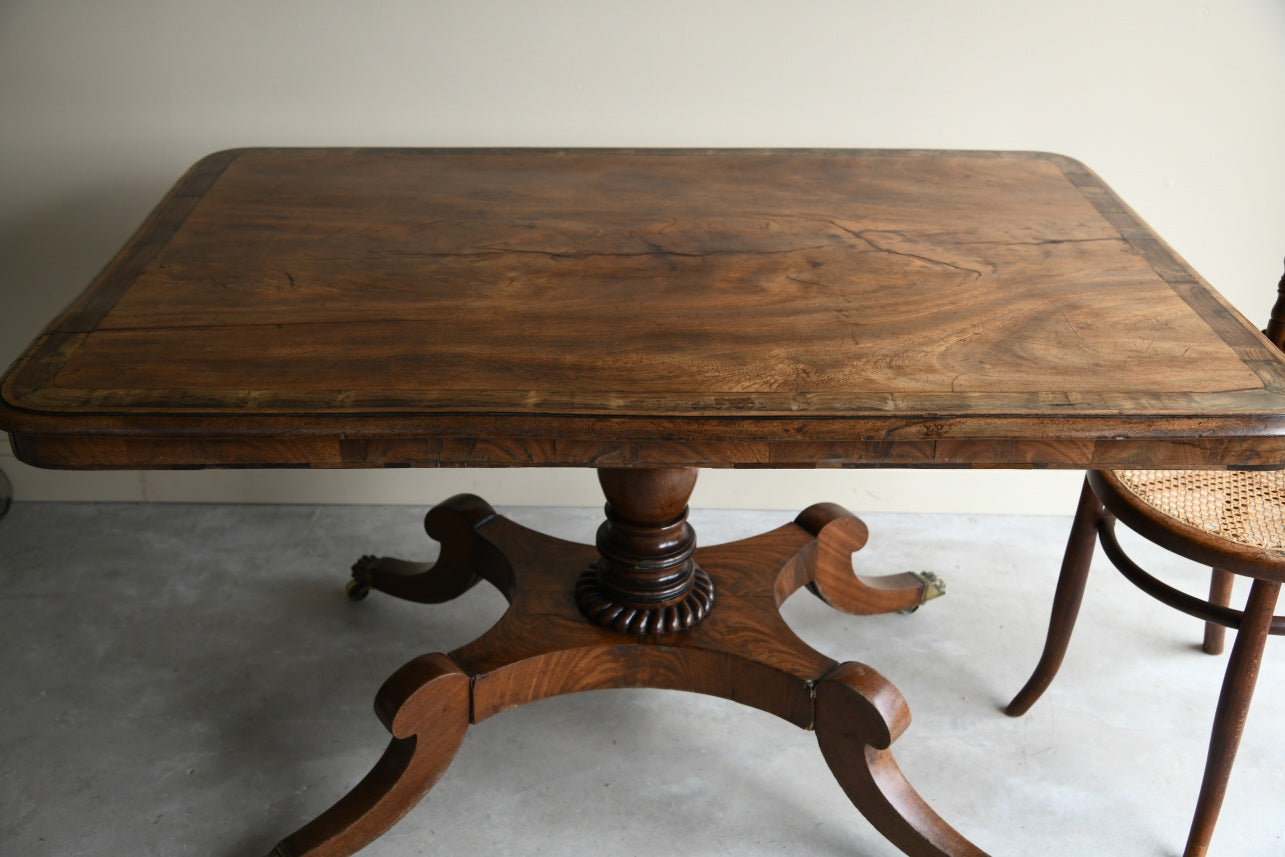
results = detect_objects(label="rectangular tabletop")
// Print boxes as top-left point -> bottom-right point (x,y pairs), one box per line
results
4,148 -> 1285,469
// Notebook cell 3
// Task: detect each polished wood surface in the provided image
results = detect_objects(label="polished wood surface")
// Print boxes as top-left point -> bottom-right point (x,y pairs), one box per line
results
5,148 -> 1285,469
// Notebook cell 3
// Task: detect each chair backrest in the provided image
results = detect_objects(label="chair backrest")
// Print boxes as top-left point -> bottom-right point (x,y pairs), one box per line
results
1263,257 -> 1285,352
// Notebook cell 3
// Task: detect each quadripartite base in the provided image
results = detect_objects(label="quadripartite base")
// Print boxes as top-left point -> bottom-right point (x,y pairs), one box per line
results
269,486 -> 977,857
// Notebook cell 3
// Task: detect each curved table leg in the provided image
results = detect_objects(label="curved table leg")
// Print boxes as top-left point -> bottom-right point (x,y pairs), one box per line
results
268,653 -> 470,857
347,494 -> 501,603
796,503 -> 945,615
280,491 -> 990,857
816,663 -> 989,857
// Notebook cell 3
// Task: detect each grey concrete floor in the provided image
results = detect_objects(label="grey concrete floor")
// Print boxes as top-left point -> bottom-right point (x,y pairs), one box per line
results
1,501 -> 1281,856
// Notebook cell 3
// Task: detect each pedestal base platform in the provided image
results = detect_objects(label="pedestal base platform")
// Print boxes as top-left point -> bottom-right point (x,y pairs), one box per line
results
269,486 -> 974,857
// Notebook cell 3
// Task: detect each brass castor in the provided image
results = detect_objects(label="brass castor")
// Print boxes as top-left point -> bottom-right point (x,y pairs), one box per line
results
898,571 -> 947,614
347,555 -> 377,601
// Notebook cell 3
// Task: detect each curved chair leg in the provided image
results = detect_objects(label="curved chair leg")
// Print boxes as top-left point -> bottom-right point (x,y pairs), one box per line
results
1183,578 -> 1281,857
1202,568 -> 1235,655
1005,476 -> 1103,717
816,663 -> 989,857
268,653 -> 471,857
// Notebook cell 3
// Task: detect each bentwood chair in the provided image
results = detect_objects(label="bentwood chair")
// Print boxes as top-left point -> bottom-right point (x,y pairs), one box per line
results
1006,261 -> 1285,857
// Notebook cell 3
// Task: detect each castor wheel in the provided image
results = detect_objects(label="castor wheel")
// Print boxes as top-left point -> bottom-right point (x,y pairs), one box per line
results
347,555 -> 377,601
897,571 -> 946,614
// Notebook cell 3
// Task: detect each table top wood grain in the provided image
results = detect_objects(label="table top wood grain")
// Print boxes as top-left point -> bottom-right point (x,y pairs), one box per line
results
4,148 -> 1285,469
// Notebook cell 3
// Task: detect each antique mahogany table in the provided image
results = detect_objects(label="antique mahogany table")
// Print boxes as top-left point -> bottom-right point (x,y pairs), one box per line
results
5,149 -> 1285,857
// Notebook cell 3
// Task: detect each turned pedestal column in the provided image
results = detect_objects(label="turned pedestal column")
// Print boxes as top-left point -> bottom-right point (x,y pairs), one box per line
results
575,468 -> 715,635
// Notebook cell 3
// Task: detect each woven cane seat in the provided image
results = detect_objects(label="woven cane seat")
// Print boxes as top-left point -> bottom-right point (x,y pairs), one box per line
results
1111,469 -> 1285,554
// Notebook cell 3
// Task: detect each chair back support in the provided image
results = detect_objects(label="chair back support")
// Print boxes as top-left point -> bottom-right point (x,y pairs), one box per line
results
1263,258 -> 1285,352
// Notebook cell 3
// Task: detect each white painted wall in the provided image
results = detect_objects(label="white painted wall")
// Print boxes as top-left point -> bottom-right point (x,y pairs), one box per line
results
2,1 -> 1283,513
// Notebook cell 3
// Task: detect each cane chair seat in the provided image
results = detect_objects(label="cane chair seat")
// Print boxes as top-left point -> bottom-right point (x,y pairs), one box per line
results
1092,469 -> 1285,585
1113,469 -> 1285,552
